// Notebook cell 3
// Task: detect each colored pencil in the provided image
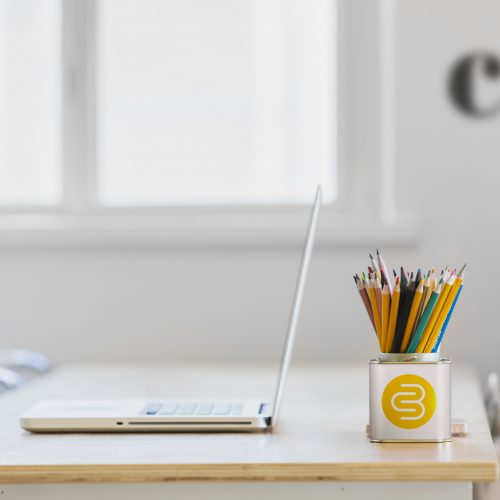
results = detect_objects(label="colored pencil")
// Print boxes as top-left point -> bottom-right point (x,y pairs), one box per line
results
377,249 -> 393,295
424,264 -> 466,352
400,278 -> 424,352
367,280 -> 382,341
385,278 -> 400,352
415,274 -> 455,353
354,254 -> 465,354
423,269 -> 436,310
432,285 -> 463,352
381,284 -> 390,350
370,253 -> 381,281
355,275 -> 376,334
407,282 -> 442,353
391,278 -> 415,352
374,276 -> 383,323
415,275 -> 431,328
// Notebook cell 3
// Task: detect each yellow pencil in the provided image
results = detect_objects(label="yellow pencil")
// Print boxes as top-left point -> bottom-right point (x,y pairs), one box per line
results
424,264 -> 466,352
415,275 -> 430,328
367,280 -> 382,343
423,272 -> 434,310
381,284 -> 390,351
400,278 -> 424,352
416,274 -> 455,353
385,278 -> 400,352
374,276 -> 383,324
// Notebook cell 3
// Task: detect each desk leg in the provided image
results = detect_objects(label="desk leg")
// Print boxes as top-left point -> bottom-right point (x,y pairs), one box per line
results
1,481 -> 472,500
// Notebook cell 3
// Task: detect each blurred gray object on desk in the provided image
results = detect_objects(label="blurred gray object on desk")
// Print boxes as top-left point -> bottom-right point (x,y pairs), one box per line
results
485,373 -> 500,438
0,349 -> 51,378
475,373 -> 500,500
0,349 -> 52,393
0,366 -> 24,391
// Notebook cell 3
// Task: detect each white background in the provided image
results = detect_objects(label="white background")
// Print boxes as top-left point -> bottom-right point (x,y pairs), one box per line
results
0,0 -> 499,381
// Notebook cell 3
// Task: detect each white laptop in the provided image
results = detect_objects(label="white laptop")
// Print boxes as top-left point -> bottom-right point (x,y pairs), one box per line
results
21,186 -> 321,433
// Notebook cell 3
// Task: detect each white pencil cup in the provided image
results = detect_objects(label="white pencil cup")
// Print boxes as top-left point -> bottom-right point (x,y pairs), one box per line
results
369,353 -> 451,442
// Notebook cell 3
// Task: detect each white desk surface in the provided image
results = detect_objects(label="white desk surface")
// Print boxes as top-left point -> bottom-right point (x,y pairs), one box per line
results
0,363 -> 497,483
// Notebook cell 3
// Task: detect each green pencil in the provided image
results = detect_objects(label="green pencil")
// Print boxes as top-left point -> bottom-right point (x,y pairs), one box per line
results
406,281 -> 442,353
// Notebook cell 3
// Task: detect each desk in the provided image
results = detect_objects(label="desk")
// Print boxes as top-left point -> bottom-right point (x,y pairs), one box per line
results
0,364 -> 497,499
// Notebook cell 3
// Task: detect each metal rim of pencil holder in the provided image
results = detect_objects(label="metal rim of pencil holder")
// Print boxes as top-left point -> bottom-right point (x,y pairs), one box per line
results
377,352 -> 443,363
369,352 -> 451,442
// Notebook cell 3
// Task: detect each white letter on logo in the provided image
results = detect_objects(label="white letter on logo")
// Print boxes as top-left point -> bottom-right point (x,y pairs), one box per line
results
390,383 -> 426,420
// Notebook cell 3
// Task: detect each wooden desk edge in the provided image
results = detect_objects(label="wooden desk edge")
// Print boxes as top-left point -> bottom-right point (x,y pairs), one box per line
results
0,461 -> 497,484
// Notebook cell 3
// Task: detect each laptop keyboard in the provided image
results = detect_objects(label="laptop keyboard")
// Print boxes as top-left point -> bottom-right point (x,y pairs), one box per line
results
140,402 -> 243,417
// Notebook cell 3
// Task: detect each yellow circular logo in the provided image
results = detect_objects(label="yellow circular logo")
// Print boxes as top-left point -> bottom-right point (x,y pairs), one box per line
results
382,374 -> 436,429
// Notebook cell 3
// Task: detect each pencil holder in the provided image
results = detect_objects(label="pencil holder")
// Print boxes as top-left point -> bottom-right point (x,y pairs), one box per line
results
369,353 -> 451,442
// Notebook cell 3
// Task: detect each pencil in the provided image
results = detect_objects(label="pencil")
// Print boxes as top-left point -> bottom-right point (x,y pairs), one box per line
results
423,269 -> 436,310
381,284 -> 390,350
377,249 -> 393,295
415,274 -> 455,353
385,278 -> 400,352
369,253 -> 381,280
374,276 -> 383,322
424,264 -> 466,352
354,257 -> 466,355
414,268 -> 421,288
391,278 -> 415,352
407,281 -> 442,353
400,278 -> 424,352
355,276 -> 376,334
432,284 -> 463,352
399,267 -> 408,296
395,267 -> 408,335
367,279 -> 382,341
415,275 -> 431,328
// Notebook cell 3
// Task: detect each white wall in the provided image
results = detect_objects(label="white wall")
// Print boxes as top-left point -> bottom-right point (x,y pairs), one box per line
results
1,0 -> 499,380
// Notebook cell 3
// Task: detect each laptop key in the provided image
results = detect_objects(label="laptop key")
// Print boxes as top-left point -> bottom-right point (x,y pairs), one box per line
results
177,403 -> 197,415
159,403 -> 179,415
213,403 -> 231,415
231,404 -> 243,415
196,403 -> 214,415
140,403 -> 162,415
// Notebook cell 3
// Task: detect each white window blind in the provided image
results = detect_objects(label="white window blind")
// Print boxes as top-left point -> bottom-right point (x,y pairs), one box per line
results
0,0 -> 336,209
0,0 -> 61,206
96,0 -> 336,206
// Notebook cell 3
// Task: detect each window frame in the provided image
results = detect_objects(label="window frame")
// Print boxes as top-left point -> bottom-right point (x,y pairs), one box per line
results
0,0 -> 416,248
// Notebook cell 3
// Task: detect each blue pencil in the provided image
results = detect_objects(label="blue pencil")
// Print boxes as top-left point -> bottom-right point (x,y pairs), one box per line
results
432,285 -> 463,353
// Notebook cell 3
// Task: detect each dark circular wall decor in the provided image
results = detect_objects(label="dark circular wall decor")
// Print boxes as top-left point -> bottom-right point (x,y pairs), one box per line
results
449,52 -> 500,118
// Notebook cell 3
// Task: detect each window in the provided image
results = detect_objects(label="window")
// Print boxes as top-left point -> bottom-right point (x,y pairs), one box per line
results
0,0 -> 61,206
0,0 -> 336,210
0,1 -> 410,247
97,0 -> 336,206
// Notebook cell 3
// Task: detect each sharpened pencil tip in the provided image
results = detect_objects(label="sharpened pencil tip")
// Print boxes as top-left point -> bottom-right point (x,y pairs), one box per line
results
376,249 -> 380,255
458,262 -> 467,277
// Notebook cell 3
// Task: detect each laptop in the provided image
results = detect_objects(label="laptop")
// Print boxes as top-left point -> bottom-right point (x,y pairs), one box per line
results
21,186 -> 322,433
